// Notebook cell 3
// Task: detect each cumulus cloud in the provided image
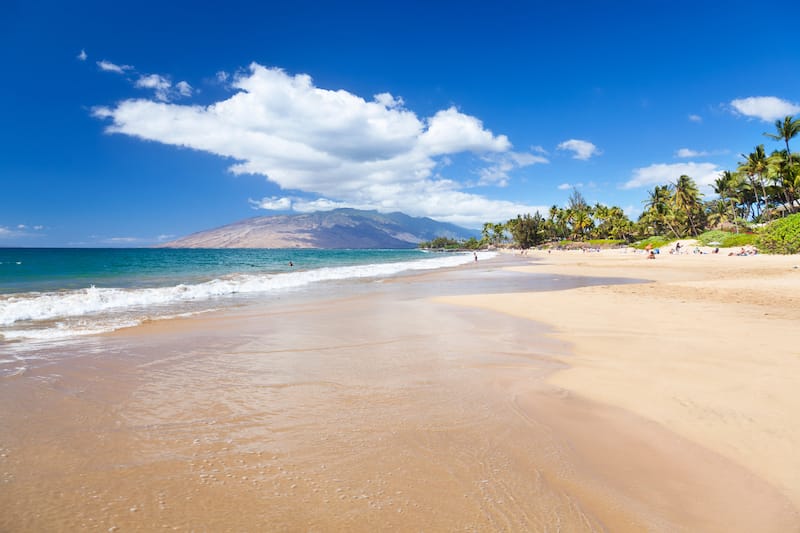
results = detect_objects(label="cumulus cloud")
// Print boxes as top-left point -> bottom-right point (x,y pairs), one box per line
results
249,196 -> 294,210
557,182 -> 584,191
557,139 -> 601,160
175,81 -> 193,97
623,162 -> 722,193
675,148 -> 709,158
134,74 -> 193,101
135,74 -> 172,101
93,63 -> 546,227
77,49 -> 87,61
478,151 -> 548,186
97,60 -> 132,74
688,114 -> 702,123
730,96 -> 800,122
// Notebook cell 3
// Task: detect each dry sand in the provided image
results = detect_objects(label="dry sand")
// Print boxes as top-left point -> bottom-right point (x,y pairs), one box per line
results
2,250 -> 799,531
438,247 -> 800,525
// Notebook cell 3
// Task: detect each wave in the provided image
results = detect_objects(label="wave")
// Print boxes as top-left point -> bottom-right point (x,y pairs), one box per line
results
0,251 -> 494,342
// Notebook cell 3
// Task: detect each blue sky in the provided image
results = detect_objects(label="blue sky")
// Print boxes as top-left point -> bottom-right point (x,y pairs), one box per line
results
2,0 -> 799,246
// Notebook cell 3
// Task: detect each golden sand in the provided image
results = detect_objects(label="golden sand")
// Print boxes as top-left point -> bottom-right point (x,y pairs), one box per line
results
439,248 -> 800,525
1,251 -> 799,531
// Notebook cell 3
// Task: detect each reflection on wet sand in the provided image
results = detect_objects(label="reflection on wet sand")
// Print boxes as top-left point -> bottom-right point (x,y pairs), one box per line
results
1,256 -> 796,531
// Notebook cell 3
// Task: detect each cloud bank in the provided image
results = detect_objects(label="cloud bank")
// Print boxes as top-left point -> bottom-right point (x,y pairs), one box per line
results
93,63 -> 548,226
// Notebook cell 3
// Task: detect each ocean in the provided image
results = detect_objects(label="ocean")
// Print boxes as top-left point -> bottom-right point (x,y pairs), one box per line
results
0,248 -> 492,356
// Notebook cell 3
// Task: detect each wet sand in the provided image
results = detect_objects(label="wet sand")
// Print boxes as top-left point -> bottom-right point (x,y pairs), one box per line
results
1,253 -> 798,531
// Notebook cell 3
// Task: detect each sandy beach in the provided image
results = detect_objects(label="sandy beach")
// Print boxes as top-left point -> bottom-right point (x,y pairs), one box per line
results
2,250 -> 799,531
439,248 -> 800,527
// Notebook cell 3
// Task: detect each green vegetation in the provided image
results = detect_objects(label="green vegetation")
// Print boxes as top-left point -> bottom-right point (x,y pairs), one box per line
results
421,115 -> 799,254
631,236 -> 672,250
696,230 -> 758,248
758,213 -> 800,254
417,236 -> 463,250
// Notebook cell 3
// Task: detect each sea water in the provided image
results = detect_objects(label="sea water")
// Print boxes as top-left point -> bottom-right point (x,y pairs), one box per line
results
0,248 -> 492,353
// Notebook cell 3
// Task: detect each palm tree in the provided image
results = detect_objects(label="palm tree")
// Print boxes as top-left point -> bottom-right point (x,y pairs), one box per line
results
739,145 -> 770,219
673,175 -> 703,235
713,170 -> 742,232
569,209 -> 593,240
481,222 -> 493,245
643,185 -> 679,237
764,115 -> 800,158
706,199 -> 730,229
492,223 -> 506,245
768,149 -> 800,214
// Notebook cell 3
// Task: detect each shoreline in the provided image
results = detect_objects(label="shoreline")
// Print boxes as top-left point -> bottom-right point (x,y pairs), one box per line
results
1,252 -> 798,530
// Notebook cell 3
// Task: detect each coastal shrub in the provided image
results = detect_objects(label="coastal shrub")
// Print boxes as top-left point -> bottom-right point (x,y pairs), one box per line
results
696,230 -> 730,246
697,230 -> 758,248
586,239 -> 626,247
757,213 -> 800,254
720,233 -> 758,247
631,236 -> 671,250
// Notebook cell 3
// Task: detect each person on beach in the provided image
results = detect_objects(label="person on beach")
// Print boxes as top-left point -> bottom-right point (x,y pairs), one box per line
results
474,252 -> 478,262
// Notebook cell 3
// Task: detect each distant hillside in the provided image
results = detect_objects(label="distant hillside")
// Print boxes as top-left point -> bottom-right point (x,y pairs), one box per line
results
160,209 -> 478,249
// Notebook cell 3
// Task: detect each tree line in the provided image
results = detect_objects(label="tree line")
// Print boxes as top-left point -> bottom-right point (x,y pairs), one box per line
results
421,115 -> 800,250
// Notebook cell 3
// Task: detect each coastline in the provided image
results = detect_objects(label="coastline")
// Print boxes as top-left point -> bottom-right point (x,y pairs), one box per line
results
1,252 -> 798,530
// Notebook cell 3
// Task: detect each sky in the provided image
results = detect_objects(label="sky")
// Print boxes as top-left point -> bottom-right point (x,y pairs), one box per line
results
2,0 -> 800,246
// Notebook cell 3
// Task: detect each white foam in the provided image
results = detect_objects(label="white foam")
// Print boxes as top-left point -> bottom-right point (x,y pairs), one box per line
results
0,252 -> 494,340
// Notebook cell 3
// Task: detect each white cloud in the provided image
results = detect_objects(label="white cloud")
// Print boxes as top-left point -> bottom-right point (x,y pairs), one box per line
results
675,148 -> 709,158
135,74 -> 172,101
557,139 -> 601,160
97,60 -> 132,74
623,204 -> 641,218
216,71 -> 229,83
419,107 -> 510,155
77,49 -> 87,61
623,162 -> 722,193
249,196 -> 293,210
557,183 -> 572,190
374,92 -> 404,109
688,114 -> 702,123
730,96 -> 800,122
478,151 -> 548,186
175,81 -> 193,97
134,74 -> 194,102
0,224 -> 45,240
93,63 -> 546,227
105,237 -> 143,243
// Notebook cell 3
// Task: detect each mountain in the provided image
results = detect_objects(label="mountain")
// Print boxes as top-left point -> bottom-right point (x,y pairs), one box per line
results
160,209 -> 479,249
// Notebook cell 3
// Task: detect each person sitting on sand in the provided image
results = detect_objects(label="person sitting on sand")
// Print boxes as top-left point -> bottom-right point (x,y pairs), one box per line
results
647,250 -> 656,259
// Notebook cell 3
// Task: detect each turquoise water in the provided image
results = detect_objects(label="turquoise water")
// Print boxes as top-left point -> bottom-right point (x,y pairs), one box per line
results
0,248 -> 488,349
0,248 -> 430,294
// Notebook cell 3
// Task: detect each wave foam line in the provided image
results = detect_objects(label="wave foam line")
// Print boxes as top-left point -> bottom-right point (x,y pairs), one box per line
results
0,252 -> 493,327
